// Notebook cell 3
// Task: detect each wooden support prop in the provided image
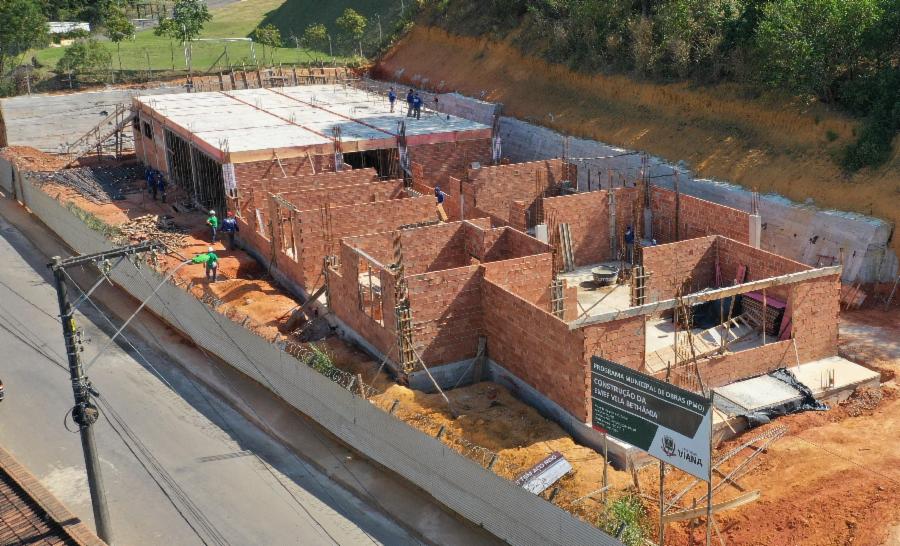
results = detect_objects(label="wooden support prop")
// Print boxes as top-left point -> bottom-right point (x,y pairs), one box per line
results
662,491 -> 760,524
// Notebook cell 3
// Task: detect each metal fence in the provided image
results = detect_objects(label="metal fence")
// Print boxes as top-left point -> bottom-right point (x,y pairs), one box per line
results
5,162 -> 621,546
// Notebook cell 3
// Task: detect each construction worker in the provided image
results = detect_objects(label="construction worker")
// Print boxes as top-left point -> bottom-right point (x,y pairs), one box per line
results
388,88 -> 396,113
434,186 -> 448,222
192,246 -> 219,282
406,89 -> 414,117
412,93 -> 422,120
624,225 -> 635,266
207,210 -> 219,242
222,210 -> 240,250
145,167 -> 154,195
155,171 -> 167,203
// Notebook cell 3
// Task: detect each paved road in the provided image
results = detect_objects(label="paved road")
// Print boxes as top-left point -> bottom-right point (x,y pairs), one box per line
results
0,212 -> 419,545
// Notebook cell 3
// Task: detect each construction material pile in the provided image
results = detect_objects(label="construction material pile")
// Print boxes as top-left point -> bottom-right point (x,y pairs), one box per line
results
116,214 -> 188,251
44,164 -> 144,204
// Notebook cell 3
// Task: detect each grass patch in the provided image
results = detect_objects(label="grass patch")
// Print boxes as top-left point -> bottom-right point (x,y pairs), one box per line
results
32,0 -> 356,77
597,493 -> 652,546
65,201 -> 122,239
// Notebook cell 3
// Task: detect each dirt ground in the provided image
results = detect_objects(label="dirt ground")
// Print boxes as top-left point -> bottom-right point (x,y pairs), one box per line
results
375,26 -> 900,256
6,146 -> 900,544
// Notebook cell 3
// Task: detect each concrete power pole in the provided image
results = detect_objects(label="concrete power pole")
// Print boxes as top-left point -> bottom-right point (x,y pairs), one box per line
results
48,241 -> 161,545
50,256 -> 114,545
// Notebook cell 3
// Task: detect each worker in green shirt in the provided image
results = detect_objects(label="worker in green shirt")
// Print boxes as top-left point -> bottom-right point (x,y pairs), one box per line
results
206,210 -> 219,242
192,246 -> 219,282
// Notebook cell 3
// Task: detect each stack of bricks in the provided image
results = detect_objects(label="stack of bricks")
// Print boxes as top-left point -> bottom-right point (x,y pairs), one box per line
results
650,187 -> 751,244
642,236 -> 718,302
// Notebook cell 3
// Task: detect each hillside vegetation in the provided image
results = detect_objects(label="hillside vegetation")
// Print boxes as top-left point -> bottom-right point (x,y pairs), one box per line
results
376,26 -> 900,255
423,0 -> 899,172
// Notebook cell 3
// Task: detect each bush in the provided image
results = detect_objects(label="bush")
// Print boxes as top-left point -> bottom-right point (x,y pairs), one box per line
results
56,39 -> 112,76
597,493 -> 652,546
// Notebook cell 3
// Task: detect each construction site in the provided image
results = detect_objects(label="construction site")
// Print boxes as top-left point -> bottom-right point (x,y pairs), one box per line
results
1,68 -> 899,546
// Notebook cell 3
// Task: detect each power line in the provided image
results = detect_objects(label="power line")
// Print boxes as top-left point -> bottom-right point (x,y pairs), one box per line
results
127,262 -> 379,545
64,261 -> 356,545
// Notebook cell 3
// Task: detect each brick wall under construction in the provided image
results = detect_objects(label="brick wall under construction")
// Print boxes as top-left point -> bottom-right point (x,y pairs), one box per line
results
542,187 -> 639,267
650,186 -> 751,244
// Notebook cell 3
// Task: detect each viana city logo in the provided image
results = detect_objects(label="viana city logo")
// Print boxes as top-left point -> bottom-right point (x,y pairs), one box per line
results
661,435 -> 677,457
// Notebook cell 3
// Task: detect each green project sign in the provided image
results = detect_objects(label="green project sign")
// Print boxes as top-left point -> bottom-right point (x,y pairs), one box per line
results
590,357 -> 712,480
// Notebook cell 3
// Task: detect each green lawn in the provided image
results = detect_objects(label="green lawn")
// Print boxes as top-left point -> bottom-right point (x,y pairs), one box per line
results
31,0 -> 397,76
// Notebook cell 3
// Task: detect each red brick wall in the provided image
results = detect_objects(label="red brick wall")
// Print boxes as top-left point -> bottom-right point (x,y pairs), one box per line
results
643,236 -> 718,302
790,274 -> 840,363
407,266 -> 484,365
482,254 -> 554,304
234,154 -> 336,184
650,187 -> 751,244
243,169 -> 378,198
292,196 -> 436,290
280,180 -> 405,211
327,243 -> 399,361
542,188 -> 637,266
716,237 -> 810,284
482,279 -> 589,420
409,138 -> 493,193
461,159 -> 574,227
399,222 -> 471,274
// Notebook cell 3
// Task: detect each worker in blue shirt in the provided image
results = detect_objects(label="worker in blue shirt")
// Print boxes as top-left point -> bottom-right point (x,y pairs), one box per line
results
434,186 -> 446,204
406,89 -> 415,117
154,171 -> 167,203
624,225 -> 635,265
388,88 -> 397,113
413,93 -> 423,119
145,167 -> 154,195
221,210 -> 240,250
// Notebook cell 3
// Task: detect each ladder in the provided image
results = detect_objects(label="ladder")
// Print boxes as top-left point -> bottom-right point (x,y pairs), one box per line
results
64,103 -> 136,166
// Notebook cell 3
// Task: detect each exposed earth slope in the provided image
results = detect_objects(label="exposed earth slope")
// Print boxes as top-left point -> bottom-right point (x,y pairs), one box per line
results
375,26 -> 900,254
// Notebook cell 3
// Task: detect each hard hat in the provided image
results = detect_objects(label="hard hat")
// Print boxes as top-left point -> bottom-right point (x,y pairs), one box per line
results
208,246 -> 214,252
209,210 -> 216,214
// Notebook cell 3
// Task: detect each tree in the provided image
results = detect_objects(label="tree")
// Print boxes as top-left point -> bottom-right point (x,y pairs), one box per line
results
336,8 -> 367,57
755,0 -> 882,100
155,0 -> 212,44
0,0 -> 49,76
57,38 -> 112,78
252,24 -> 282,65
301,23 -> 328,53
105,5 -> 136,71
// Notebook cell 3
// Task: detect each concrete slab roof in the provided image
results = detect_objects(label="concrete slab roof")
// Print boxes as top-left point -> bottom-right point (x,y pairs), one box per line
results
134,84 -> 492,163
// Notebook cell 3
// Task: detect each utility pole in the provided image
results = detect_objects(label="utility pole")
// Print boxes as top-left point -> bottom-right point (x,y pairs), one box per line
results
48,241 -> 161,546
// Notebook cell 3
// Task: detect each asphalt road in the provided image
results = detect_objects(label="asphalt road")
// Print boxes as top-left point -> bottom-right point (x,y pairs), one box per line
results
0,212 -> 419,545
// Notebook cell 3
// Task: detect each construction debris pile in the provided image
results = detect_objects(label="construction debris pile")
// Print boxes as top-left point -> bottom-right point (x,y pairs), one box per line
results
41,164 -> 144,204
115,214 -> 188,250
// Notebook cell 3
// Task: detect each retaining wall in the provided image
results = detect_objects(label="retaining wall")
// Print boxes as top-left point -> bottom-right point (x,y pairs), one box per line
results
0,157 -> 621,546
393,84 -> 895,283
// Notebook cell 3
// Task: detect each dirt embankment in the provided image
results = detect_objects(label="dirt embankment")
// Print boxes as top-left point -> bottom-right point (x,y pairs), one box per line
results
376,26 -> 900,255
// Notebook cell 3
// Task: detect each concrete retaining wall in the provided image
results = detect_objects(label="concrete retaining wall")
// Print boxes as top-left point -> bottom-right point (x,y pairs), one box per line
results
382,84 -> 897,283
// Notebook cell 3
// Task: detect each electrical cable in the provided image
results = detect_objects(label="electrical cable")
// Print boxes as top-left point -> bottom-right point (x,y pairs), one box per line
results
128,260 -> 384,545
64,262 -> 353,545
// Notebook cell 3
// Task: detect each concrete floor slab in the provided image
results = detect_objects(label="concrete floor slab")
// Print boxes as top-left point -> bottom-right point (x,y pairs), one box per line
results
560,263 -> 632,318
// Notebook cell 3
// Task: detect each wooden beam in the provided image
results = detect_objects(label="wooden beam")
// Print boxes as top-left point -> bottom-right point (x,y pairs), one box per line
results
569,265 -> 842,329
661,490 -> 760,524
